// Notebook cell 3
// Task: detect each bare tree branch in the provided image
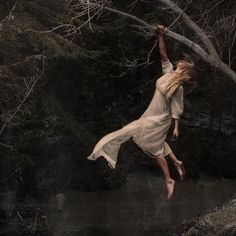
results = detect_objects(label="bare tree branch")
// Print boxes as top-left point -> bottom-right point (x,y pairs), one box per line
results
39,1 -> 236,82
158,0 -> 220,61
87,1 -> 236,82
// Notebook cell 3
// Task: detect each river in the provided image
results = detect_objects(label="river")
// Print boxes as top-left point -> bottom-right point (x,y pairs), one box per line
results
49,173 -> 236,235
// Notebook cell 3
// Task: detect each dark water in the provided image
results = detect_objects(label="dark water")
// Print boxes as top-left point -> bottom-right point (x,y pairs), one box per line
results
50,173 -> 236,236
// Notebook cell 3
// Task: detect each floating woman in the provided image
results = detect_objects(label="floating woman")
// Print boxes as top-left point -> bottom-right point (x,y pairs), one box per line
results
87,25 -> 198,200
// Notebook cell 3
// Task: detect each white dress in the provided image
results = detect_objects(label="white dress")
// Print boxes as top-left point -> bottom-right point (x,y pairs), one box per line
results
87,60 -> 184,169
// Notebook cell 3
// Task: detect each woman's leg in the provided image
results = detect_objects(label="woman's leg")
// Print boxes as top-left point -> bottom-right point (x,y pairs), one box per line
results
154,154 -> 175,200
169,152 -> 185,181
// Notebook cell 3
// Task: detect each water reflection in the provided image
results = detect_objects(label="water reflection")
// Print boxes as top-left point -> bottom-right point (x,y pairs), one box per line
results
50,173 -> 236,235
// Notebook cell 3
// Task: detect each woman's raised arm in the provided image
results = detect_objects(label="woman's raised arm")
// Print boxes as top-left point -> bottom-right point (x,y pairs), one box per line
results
157,25 -> 169,63
156,25 -> 174,74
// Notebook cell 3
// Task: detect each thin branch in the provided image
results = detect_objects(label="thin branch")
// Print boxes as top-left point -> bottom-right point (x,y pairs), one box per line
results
2,0 -> 18,22
165,0 -> 192,31
147,40 -> 157,64
17,211 -> 24,224
0,141 -> 14,150
0,56 -> 46,136
0,168 -> 20,184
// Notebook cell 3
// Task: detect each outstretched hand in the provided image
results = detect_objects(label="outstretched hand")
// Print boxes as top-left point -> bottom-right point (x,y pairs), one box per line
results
156,24 -> 166,35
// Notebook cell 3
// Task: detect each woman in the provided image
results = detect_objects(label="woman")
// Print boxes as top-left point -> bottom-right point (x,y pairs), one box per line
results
87,25 -> 197,200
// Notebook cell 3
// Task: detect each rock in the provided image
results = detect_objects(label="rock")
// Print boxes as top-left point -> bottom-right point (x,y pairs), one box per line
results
171,199 -> 236,236
219,223 -> 236,236
228,199 -> 236,207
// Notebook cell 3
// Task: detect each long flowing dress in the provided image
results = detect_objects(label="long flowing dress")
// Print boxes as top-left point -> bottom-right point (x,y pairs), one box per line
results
86,60 -> 184,169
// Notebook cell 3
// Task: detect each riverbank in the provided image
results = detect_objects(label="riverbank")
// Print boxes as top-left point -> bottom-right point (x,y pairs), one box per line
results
171,198 -> 236,236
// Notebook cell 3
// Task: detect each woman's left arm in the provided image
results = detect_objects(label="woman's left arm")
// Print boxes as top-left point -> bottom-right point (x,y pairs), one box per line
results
171,86 -> 184,139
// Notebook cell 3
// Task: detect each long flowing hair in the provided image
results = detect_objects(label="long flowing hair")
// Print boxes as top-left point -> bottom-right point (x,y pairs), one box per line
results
163,60 -> 198,99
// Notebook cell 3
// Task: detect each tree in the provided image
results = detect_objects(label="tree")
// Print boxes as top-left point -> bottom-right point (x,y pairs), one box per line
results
47,0 -> 236,82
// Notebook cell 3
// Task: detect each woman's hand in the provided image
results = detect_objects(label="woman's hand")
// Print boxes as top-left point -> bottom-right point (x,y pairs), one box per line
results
172,119 -> 180,140
172,127 -> 180,140
156,24 -> 166,35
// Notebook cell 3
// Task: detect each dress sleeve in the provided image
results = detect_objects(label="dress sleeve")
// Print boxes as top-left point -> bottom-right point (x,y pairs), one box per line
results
161,60 -> 174,74
170,85 -> 184,119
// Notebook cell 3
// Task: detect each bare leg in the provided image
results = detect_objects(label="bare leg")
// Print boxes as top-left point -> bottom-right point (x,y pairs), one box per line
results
169,152 -> 185,181
154,154 -> 175,200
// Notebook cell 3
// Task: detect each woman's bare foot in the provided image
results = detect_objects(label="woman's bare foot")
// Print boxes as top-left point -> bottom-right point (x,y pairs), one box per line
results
174,160 -> 185,181
166,179 -> 175,200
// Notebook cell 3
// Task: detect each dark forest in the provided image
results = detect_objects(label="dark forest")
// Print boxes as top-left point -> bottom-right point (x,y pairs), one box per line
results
0,0 -> 236,235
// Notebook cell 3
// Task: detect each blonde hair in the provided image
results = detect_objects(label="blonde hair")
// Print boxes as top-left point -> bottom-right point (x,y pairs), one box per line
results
163,60 -> 198,99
